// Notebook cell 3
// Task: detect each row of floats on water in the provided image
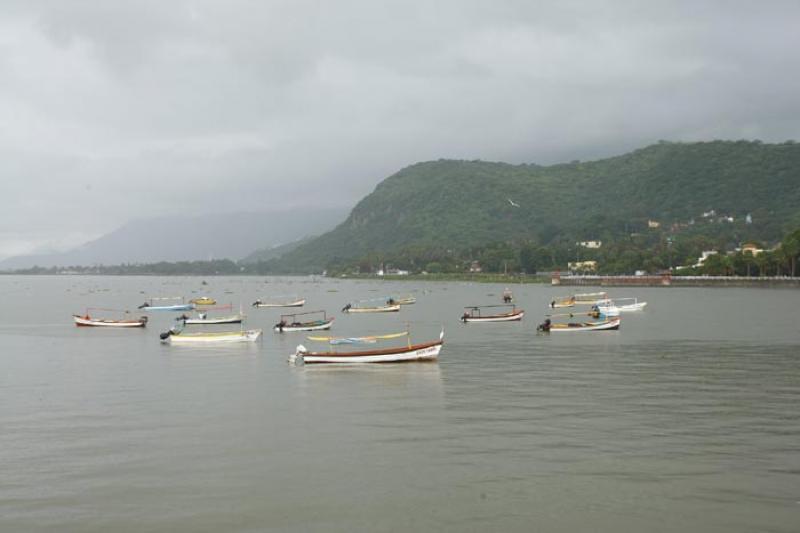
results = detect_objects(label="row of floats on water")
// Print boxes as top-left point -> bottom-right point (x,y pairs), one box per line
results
71,290 -> 647,364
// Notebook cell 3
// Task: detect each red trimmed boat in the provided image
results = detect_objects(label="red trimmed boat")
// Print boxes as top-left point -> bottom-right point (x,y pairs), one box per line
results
461,305 -> 524,323
73,312 -> 148,328
291,330 -> 444,364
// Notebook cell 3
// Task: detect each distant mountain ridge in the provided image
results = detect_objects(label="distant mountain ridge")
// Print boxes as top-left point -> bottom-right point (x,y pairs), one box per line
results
0,208 -> 346,270
263,140 -> 800,272
241,236 -> 317,264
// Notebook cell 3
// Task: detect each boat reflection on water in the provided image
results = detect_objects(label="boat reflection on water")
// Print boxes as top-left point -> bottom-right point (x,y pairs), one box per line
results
288,360 -> 448,458
158,341 -> 262,358
293,360 -> 441,375
291,360 -> 445,405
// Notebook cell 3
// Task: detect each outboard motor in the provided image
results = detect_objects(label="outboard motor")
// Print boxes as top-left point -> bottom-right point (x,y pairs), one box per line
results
342,303 -> 352,313
138,302 -> 149,309
140,316 -> 149,324
290,345 -> 307,365
460,312 -> 470,323
160,325 -> 179,341
252,300 -> 261,307
537,318 -> 552,333
275,320 -> 286,332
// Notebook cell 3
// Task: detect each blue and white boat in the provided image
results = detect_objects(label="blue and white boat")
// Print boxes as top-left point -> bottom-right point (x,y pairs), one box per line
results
138,297 -> 195,312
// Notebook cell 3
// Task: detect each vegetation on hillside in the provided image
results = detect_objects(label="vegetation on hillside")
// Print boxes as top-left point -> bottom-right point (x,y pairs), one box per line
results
263,140 -> 800,274
5,141 -> 800,278
4,228 -> 799,278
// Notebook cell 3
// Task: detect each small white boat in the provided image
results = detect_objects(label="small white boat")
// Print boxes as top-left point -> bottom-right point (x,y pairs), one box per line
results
252,298 -> 306,308
291,330 -> 443,364
274,310 -> 334,332
461,305 -> 524,323
138,297 -> 194,312
160,328 -> 262,344
342,303 -> 401,313
189,296 -> 216,306
573,292 -> 608,305
591,304 -> 620,317
546,307 -> 619,321
73,313 -> 148,328
596,298 -> 647,313
542,317 -> 621,332
550,296 -> 575,308
389,296 -> 416,305
180,313 -> 243,325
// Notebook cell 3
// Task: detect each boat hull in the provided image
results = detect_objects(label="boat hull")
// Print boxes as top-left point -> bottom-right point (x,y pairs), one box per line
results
164,329 -> 262,344
549,318 -> 621,332
254,299 -> 306,308
274,319 -> 334,332
462,311 -> 524,323
615,302 -> 647,312
73,315 -> 147,327
183,315 -> 243,325
142,304 -> 195,312
345,305 -> 401,313
291,340 -> 443,364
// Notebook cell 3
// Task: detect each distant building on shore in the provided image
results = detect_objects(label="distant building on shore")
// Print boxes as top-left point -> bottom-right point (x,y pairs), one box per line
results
377,267 -> 410,276
740,243 -> 764,256
577,240 -> 602,249
694,250 -> 718,268
568,260 -> 597,273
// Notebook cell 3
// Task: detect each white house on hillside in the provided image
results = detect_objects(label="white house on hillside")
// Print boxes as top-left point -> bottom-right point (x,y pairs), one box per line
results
694,250 -> 718,268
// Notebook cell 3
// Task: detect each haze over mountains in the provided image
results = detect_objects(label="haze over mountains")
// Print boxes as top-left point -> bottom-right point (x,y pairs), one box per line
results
5,140 -> 800,274
0,209 -> 346,270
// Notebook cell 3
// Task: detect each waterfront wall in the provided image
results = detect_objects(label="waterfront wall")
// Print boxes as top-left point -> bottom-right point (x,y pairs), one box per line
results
553,274 -> 800,288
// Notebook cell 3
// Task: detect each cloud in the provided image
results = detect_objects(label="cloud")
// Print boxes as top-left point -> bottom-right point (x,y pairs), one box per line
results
1,0 -> 799,258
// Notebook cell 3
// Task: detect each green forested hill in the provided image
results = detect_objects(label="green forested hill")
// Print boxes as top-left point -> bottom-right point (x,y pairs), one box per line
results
264,140 -> 800,273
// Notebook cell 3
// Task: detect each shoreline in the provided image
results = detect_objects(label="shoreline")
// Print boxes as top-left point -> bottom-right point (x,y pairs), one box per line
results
3,271 -> 800,288
335,273 -> 550,284
555,274 -> 800,288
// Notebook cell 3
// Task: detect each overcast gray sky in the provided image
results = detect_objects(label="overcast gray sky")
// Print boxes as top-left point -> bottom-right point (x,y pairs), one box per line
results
1,0 -> 799,259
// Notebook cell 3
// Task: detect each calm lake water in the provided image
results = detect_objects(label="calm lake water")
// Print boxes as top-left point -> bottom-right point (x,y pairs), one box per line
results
1,275 -> 799,532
